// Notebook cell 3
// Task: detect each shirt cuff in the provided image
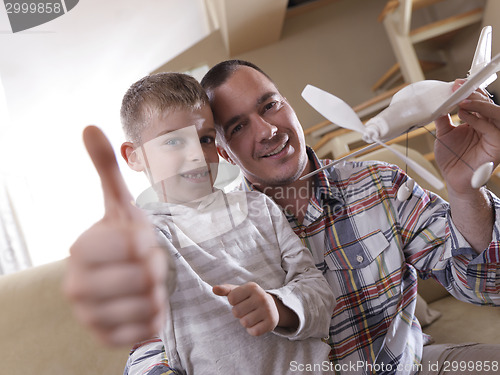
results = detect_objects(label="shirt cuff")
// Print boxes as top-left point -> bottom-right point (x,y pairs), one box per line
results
266,286 -> 307,340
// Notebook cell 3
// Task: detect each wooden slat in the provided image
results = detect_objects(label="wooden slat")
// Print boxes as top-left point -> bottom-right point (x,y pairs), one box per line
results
353,83 -> 408,114
378,0 -> 451,23
410,8 -> 483,44
303,119 -> 332,136
312,127 -> 351,150
424,151 -> 435,161
371,63 -> 401,92
411,0 -> 446,11
377,0 -> 400,23
371,60 -> 446,92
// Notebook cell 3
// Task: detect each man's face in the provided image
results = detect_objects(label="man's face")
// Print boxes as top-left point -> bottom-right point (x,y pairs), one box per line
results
137,105 -> 219,204
211,66 -> 309,189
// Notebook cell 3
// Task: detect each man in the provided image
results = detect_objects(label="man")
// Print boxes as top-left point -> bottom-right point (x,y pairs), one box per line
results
199,60 -> 500,374
65,60 -> 500,374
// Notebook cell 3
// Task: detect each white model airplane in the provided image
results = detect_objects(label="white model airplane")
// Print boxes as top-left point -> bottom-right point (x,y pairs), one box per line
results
301,26 -> 500,201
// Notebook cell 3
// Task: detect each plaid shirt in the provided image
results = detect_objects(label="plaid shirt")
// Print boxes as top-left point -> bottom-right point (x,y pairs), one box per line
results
125,148 -> 500,375
242,148 -> 500,375
124,338 -> 176,375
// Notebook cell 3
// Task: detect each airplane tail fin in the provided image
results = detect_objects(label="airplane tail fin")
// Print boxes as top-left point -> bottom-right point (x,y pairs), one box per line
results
469,25 -> 496,88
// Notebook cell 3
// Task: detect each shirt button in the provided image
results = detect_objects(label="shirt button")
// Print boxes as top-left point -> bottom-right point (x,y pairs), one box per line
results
299,231 -> 306,238
356,255 -> 364,263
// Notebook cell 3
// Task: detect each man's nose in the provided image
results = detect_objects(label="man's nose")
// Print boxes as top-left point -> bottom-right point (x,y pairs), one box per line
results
253,115 -> 277,141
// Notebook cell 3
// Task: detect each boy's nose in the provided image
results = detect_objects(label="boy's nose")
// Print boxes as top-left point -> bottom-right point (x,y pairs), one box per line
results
187,143 -> 205,163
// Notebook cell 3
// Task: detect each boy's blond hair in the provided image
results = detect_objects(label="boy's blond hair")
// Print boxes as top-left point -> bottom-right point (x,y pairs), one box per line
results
120,72 -> 209,144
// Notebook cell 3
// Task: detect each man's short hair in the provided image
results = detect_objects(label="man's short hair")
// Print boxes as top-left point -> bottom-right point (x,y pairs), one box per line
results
121,72 -> 209,144
200,60 -> 275,104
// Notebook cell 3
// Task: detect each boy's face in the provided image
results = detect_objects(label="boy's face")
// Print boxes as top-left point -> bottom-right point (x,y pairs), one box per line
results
135,105 -> 219,204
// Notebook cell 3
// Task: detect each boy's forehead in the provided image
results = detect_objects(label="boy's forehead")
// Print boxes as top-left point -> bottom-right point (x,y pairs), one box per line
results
142,105 -> 215,141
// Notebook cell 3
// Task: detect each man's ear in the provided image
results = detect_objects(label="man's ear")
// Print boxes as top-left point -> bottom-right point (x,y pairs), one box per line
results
217,145 -> 234,165
121,142 -> 144,172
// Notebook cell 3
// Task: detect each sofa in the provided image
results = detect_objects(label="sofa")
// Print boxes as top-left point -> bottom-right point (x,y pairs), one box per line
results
0,259 -> 129,374
1,256 -> 498,375
418,276 -> 500,345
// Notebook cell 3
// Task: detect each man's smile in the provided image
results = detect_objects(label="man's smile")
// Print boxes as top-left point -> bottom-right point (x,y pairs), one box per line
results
260,134 -> 289,158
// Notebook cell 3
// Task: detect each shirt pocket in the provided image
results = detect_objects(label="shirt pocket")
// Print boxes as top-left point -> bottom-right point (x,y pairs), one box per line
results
324,229 -> 391,271
325,230 -> 405,300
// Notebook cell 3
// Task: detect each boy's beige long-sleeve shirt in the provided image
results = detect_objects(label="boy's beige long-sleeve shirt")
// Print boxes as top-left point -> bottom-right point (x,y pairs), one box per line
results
145,189 -> 335,375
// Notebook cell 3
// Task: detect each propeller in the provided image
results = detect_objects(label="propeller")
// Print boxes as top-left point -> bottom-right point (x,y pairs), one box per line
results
301,26 -> 500,197
301,84 -> 444,201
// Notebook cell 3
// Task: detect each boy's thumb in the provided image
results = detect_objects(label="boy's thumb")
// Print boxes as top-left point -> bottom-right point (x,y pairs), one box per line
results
212,284 -> 237,297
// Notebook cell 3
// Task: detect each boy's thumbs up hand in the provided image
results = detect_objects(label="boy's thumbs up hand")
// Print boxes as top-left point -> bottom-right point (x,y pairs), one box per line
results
63,126 -> 170,346
213,282 -> 280,337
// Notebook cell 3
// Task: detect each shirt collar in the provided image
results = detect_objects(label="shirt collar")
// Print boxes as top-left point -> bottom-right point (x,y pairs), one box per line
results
241,177 -> 255,192
306,146 -> 344,204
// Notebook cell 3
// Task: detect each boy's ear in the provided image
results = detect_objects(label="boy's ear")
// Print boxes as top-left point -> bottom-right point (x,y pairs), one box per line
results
121,142 -> 144,172
217,145 -> 234,165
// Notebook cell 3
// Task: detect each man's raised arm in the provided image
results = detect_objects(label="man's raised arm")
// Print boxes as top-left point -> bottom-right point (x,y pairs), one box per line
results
434,84 -> 500,252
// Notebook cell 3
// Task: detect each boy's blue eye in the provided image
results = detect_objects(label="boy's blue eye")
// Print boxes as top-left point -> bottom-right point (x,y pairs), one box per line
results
164,138 -> 182,146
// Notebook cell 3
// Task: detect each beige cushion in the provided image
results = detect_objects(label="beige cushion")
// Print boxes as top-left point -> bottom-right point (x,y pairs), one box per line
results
417,276 -> 450,304
424,296 -> 500,344
415,293 -> 442,328
0,259 -> 129,374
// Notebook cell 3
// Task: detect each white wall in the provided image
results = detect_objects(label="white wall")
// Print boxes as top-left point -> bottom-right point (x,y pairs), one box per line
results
0,0 -> 211,266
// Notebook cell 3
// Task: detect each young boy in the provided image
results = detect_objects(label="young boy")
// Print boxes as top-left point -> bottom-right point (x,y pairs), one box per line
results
73,72 -> 335,374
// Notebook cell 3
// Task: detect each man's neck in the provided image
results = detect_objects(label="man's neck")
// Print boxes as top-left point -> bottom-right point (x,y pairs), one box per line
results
253,161 -> 315,224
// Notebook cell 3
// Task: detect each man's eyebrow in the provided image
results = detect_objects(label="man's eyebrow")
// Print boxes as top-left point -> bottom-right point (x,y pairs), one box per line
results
257,91 -> 279,105
222,115 -> 242,132
222,91 -> 280,131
